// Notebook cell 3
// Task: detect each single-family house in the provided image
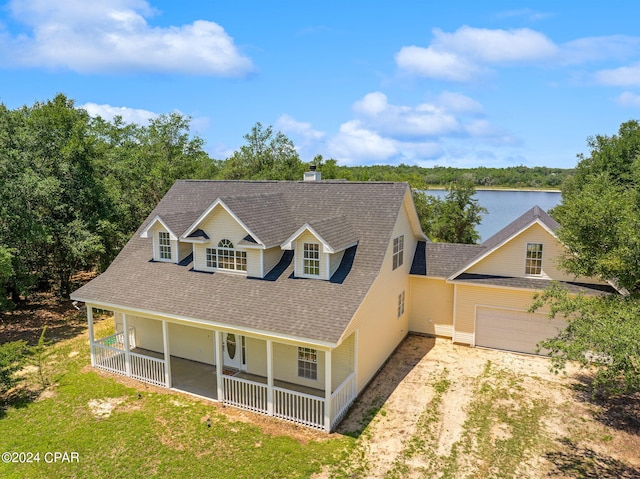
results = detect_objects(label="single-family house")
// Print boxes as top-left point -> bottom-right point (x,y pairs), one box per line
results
71,173 -> 614,431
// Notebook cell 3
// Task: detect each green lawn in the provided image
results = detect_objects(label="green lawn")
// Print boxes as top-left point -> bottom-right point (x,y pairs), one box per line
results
0,322 -> 354,479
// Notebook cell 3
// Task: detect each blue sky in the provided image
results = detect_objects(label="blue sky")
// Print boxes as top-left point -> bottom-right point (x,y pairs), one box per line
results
1,1 -> 640,168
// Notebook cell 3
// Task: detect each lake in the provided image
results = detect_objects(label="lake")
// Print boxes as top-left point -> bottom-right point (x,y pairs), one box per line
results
423,189 -> 562,242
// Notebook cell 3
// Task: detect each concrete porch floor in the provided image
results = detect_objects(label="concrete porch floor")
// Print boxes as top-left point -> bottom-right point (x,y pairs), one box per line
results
131,348 -> 324,399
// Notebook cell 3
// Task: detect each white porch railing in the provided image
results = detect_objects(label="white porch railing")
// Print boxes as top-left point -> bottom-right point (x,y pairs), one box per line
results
93,343 -> 126,376
130,351 -> 166,387
273,387 -> 325,430
94,327 -> 136,350
222,375 -> 268,414
331,372 -> 357,429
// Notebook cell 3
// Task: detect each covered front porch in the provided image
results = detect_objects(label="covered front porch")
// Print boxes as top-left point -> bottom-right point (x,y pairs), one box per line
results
86,307 -> 357,432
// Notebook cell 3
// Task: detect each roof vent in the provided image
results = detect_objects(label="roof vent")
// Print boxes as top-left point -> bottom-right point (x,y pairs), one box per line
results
304,165 -> 322,182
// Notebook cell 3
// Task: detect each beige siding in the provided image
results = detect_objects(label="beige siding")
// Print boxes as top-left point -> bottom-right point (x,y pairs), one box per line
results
468,223 -> 606,285
344,192 -> 417,393
245,337 -> 267,376
294,230 -> 329,280
329,250 -> 346,278
409,277 -> 454,337
246,249 -> 262,278
193,206 -> 250,273
273,342 -> 326,390
332,332 -> 355,389
453,284 -> 550,345
263,247 -> 283,276
168,323 -> 214,364
177,242 -> 192,263
126,315 -> 164,353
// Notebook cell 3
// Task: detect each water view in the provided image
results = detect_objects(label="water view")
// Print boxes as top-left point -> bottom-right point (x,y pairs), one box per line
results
424,189 -> 562,242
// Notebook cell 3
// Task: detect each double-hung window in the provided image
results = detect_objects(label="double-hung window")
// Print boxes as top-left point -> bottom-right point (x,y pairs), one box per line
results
206,239 -> 247,272
398,290 -> 405,318
525,243 -> 543,275
393,235 -> 404,270
303,243 -> 320,276
298,347 -> 318,380
158,231 -> 172,260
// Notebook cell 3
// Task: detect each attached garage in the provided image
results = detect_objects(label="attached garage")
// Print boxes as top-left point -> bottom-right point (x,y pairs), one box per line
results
475,307 -> 566,355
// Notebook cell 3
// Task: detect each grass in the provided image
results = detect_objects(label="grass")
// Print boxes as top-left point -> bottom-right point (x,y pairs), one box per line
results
0,321 -> 354,479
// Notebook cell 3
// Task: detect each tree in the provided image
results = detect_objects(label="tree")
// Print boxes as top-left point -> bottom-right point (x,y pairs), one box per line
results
552,120 -> 640,294
532,120 -> 640,394
531,285 -> 640,395
413,178 -> 487,244
218,122 -> 305,180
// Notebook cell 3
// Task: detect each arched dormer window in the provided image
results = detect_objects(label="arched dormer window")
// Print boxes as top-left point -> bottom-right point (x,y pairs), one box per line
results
206,239 -> 247,272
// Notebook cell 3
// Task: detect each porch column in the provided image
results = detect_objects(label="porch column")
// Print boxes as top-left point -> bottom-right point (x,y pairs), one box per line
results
214,331 -> 223,401
87,306 -> 95,367
162,320 -> 171,388
324,349 -> 332,432
266,340 -> 273,415
122,313 -> 131,376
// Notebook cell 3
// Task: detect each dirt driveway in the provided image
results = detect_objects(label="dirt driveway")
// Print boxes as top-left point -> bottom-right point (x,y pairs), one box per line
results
326,335 -> 640,478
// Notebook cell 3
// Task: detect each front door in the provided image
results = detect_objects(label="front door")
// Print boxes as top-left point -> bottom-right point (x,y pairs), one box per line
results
223,333 -> 246,371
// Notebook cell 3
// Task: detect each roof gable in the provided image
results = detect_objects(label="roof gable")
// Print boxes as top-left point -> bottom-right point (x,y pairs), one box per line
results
140,215 -> 177,240
281,216 -> 358,254
181,198 -> 259,245
447,205 -> 559,280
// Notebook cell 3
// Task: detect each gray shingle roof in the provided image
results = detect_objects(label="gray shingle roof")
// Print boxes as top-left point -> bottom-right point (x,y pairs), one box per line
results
481,205 -> 559,251
72,180 -> 411,345
451,273 -> 616,295
307,215 -> 358,252
410,242 -> 485,278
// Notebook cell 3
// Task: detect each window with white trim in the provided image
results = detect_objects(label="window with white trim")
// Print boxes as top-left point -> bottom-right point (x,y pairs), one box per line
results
525,243 -> 543,275
398,290 -> 405,318
206,239 -> 247,272
158,231 -> 172,260
303,243 -> 320,276
298,347 -> 318,380
393,235 -> 404,270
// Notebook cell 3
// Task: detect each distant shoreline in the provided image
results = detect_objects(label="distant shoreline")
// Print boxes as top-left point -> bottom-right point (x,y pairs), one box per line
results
425,186 -> 562,193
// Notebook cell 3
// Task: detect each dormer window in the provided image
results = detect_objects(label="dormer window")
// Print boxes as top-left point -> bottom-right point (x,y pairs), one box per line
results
206,239 -> 247,272
158,231 -> 172,260
303,243 -> 320,276
525,243 -> 543,275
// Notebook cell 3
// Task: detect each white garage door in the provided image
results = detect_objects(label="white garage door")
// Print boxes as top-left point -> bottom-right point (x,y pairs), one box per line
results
475,307 -> 567,355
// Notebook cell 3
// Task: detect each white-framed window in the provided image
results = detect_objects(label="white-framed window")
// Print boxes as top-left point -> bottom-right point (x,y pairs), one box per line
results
525,243 -> 543,275
393,235 -> 404,270
206,239 -> 247,272
398,290 -> 405,318
303,243 -> 320,276
298,347 -> 318,380
158,231 -> 172,260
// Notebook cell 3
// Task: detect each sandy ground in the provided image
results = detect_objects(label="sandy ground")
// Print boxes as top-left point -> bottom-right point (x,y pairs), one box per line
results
324,335 -> 640,478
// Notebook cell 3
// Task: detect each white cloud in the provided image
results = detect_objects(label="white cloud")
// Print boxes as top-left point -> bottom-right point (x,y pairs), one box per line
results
353,91 -> 461,138
396,26 -> 557,82
436,91 -> 483,113
395,46 -> 478,82
328,121 -> 398,165
275,114 -> 325,141
594,63 -> 640,86
496,9 -> 552,21
561,35 -> 640,65
80,102 -> 158,124
432,26 -> 557,63
325,92 -> 518,166
616,91 -> 640,107
2,0 -> 253,75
